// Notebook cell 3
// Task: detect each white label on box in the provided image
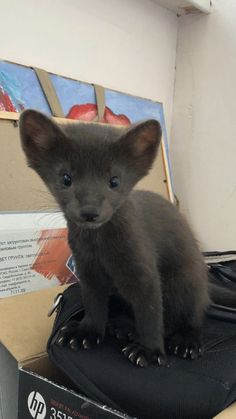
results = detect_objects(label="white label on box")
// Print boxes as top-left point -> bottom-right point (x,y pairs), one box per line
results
0,212 -> 77,297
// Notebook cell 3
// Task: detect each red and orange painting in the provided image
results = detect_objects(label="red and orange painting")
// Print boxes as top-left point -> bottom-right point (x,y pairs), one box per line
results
32,228 -> 77,285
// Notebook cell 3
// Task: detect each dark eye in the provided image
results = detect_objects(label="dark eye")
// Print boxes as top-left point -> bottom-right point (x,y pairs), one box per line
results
62,173 -> 72,187
109,176 -> 120,189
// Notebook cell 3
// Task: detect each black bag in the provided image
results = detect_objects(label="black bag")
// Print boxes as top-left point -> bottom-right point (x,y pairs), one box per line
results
47,252 -> 236,419
205,251 -> 236,322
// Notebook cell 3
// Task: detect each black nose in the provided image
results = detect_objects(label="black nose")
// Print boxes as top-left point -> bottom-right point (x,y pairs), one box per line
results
80,207 -> 99,222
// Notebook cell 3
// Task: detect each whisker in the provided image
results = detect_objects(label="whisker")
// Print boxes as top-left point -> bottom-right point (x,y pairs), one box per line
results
30,208 -> 65,229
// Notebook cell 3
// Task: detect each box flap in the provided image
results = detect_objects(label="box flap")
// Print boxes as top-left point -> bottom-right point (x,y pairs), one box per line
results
0,285 -> 68,363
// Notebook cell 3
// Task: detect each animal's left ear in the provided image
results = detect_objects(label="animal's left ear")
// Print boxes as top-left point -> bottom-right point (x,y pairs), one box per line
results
117,119 -> 162,177
19,109 -> 66,169
125,119 -> 162,156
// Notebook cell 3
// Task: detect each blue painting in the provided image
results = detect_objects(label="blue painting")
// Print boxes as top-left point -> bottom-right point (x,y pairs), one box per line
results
0,61 -> 50,114
0,60 -> 172,186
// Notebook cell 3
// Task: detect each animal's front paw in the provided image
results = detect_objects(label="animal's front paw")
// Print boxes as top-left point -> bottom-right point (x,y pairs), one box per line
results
167,332 -> 202,360
122,343 -> 168,368
56,319 -> 102,351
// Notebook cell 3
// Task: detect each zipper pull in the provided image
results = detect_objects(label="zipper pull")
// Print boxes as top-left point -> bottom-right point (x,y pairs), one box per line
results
48,293 -> 63,317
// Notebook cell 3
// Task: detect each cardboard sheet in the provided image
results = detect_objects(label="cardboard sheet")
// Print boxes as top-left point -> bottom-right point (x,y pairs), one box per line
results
0,119 -> 58,211
0,285 -> 68,363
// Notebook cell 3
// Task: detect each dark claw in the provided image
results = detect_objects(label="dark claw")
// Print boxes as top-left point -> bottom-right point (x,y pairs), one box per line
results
82,339 -> 90,349
57,336 -> 65,346
122,343 -> 166,368
107,316 -> 136,343
128,351 -> 137,363
190,349 -> 198,360
69,338 -> 79,351
183,348 -> 189,359
60,325 -> 67,332
55,319 -> 102,351
157,355 -> 168,367
167,332 -> 203,360
174,345 -> 179,355
122,346 -> 130,356
136,356 -> 148,368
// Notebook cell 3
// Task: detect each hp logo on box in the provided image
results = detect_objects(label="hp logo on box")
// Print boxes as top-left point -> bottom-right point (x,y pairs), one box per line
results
28,391 -> 47,419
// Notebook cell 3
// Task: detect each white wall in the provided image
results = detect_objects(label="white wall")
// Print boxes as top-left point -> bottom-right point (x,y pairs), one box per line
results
0,0 -> 178,138
171,0 -> 236,251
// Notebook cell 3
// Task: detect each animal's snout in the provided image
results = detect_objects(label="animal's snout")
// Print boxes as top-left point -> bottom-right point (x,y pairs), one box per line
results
80,207 -> 99,222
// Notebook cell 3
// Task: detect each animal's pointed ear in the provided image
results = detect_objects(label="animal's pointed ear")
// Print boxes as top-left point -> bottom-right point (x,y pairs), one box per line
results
117,119 -> 162,177
19,110 -> 65,161
125,119 -> 162,155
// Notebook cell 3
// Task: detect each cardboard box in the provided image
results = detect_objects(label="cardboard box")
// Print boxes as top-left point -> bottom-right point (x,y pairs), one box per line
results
0,286 -> 133,419
0,285 -> 235,419
0,114 -> 235,418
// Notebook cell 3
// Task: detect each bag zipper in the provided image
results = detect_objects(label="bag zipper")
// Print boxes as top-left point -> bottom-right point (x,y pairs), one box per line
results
48,293 -> 64,317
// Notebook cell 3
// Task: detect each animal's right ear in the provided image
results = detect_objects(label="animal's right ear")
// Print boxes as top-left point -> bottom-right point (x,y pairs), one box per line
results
115,119 -> 162,179
19,110 -> 65,166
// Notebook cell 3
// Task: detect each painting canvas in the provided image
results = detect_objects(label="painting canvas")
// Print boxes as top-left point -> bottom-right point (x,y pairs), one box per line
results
0,59 -> 172,188
0,61 -> 51,114
49,74 -> 170,164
